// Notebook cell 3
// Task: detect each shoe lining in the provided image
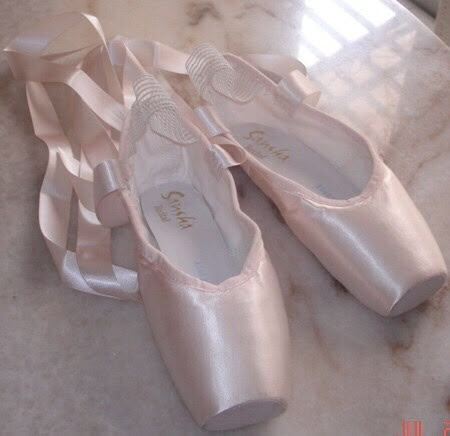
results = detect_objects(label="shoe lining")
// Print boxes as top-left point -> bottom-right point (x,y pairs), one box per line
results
126,72 -> 256,285
191,53 -> 374,201
140,181 -> 236,284
127,111 -> 254,285
231,122 -> 361,200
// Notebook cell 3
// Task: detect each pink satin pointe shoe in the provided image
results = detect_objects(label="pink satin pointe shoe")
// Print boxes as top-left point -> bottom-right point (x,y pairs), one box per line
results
5,14 -> 289,431
185,44 -> 448,317
118,74 -> 290,430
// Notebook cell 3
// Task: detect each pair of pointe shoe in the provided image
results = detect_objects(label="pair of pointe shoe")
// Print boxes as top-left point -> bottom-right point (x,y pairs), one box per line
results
5,13 -> 447,432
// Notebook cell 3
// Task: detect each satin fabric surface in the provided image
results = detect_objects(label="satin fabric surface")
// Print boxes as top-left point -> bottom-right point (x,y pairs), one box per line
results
243,152 -> 447,317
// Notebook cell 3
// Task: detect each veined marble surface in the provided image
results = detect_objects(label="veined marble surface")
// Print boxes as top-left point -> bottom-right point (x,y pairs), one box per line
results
0,1 -> 449,435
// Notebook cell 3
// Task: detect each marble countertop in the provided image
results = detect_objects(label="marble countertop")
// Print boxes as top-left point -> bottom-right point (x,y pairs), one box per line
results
1,1 -> 449,435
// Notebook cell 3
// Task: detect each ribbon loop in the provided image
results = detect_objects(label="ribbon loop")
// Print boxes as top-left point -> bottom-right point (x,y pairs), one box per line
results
211,137 -> 247,169
94,160 -> 129,228
276,70 -> 321,107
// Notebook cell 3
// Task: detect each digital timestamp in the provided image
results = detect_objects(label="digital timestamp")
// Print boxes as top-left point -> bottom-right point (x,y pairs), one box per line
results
398,420 -> 450,435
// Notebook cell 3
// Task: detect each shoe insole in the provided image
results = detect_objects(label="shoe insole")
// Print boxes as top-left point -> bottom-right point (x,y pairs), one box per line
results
140,181 -> 235,284
231,123 -> 360,200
